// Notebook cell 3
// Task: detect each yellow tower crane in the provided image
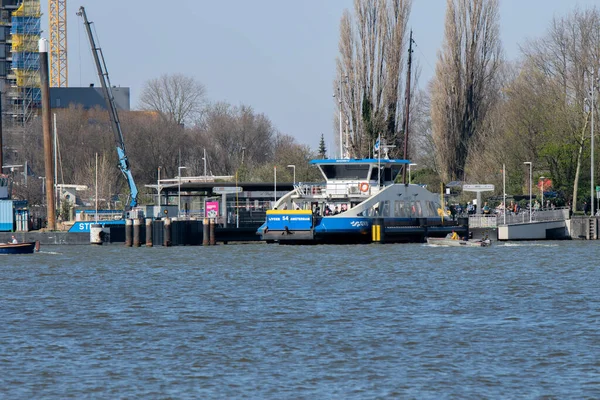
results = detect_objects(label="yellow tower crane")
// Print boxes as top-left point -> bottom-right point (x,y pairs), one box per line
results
48,0 -> 67,87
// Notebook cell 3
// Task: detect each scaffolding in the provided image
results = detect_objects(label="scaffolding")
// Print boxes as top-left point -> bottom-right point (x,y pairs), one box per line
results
48,0 -> 67,87
10,0 -> 41,126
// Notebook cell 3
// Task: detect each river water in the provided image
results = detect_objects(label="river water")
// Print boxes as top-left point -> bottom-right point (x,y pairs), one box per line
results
1,241 -> 599,399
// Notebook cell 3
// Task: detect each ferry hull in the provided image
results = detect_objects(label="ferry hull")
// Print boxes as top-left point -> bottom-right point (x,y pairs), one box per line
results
258,214 -> 467,244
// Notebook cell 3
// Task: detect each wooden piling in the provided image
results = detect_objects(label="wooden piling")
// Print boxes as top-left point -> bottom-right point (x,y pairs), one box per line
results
209,218 -> 216,245
133,218 -> 141,247
125,218 -> 133,247
145,218 -> 153,247
39,39 -> 56,231
203,218 -> 209,246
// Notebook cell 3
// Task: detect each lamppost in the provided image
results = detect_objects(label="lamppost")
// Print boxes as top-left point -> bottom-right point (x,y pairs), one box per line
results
524,162 -> 532,222
592,68 -> 595,218
408,163 -> 417,183
539,176 -> 545,210
287,164 -> 296,185
157,166 -> 162,206
178,166 -> 186,218
334,74 -> 349,158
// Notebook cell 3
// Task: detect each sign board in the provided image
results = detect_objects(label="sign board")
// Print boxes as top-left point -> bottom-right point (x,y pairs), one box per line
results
463,184 -> 494,192
205,201 -> 219,218
596,186 -> 600,192
266,210 -> 313,231
213,186 -> 243,194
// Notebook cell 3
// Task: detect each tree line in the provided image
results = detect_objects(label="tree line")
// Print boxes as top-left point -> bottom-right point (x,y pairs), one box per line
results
336,0 -> 600,212
4,74 -> 323,210
8,0 -> 600,214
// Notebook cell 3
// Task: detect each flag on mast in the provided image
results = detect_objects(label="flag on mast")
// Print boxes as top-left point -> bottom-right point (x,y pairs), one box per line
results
373,135 -> 380,154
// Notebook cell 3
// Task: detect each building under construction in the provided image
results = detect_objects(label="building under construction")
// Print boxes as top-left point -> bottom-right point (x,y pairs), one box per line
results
0,0 -> 40,128
0,0 -> 129,129
9,0 -> 40,126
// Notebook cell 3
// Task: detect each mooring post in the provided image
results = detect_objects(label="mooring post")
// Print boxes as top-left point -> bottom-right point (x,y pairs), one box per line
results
164,217 -> 172,247
145,218 -> 153,247
90,223 -> 103,245
125,218 -> 133,247
209,218 -> 216,245
203,218 -> 209,246
133,218 -> 141,247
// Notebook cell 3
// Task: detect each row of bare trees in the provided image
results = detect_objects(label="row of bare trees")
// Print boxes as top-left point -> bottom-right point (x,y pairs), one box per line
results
336,0 -> 413,158
4,93 -> 321,209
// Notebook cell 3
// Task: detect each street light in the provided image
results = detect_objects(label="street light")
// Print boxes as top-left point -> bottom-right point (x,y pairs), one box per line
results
178,166 -> 186,218
539,176 -> 545,210
408,163 -> 417,183
524,162 -> 532,223
592,68 -> 595,218
334,74 -> 349,159
287,164 -> 296,185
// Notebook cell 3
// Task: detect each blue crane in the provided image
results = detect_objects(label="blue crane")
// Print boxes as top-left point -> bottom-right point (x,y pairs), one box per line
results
78,6 -> 138,209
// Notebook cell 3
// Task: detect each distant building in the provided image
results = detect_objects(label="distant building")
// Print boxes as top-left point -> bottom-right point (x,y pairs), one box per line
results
50,87 -> 130,111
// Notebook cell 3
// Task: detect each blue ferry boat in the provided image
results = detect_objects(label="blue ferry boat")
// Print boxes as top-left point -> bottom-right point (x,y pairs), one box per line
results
257,158 -> 463,244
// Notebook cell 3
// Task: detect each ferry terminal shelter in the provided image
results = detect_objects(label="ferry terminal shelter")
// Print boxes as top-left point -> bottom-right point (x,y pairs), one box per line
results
147,181 -> 294,228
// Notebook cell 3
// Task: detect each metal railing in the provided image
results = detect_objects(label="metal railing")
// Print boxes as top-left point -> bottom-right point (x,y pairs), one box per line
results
294,184 -> 325,197
468,207 -> 570,228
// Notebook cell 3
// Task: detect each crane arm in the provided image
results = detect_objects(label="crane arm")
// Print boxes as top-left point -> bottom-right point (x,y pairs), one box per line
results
78,6 -> 138,208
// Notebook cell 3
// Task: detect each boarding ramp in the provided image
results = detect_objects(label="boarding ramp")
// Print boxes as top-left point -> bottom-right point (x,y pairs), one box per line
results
469,207 -> 570,228
469,208 -> 571,240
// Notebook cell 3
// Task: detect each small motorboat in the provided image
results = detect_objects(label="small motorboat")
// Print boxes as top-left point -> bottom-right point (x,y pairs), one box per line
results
0,241 -> 39,254
426,237 -> 491,247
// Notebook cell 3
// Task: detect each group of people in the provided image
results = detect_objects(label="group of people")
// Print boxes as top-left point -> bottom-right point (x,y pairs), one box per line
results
313,204 -> 347,216
452,199 -> 559,217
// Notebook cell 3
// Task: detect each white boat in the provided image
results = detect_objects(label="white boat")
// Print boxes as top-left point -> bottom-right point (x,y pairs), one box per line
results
258,158 -> 465,244
426,237 -> 491,247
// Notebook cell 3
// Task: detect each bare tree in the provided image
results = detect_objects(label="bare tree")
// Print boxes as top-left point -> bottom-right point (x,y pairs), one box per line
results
335,0 -> 413,158
430,0 -> 502,182
187,103 -> 276,177
139,73 -> 207,127
122,112 -> 187,183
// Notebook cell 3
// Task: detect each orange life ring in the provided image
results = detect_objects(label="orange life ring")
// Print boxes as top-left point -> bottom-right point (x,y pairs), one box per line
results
359,182 -> 369,192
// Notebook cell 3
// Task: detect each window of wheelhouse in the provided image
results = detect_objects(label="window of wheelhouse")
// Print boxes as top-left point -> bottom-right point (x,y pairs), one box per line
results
371,167 -> 380,183
390,165 -> 402,182
320,164 -> 370,180
382,167 -> 393,182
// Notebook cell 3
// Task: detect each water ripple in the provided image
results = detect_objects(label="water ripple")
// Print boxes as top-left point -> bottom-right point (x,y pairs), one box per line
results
0,241 -> 599,398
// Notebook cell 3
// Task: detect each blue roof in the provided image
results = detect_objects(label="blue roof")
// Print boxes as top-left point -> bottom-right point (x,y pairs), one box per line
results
310,158 -> 410,165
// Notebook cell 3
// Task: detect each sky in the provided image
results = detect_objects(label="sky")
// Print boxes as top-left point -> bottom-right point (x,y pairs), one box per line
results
40,0 -> 600,153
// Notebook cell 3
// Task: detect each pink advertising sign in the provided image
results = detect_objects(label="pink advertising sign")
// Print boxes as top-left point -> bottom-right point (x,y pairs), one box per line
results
205,201 -> 219,218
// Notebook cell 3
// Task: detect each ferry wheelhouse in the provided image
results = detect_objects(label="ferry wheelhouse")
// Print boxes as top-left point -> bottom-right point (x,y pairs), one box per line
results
258,158 -> 463,244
